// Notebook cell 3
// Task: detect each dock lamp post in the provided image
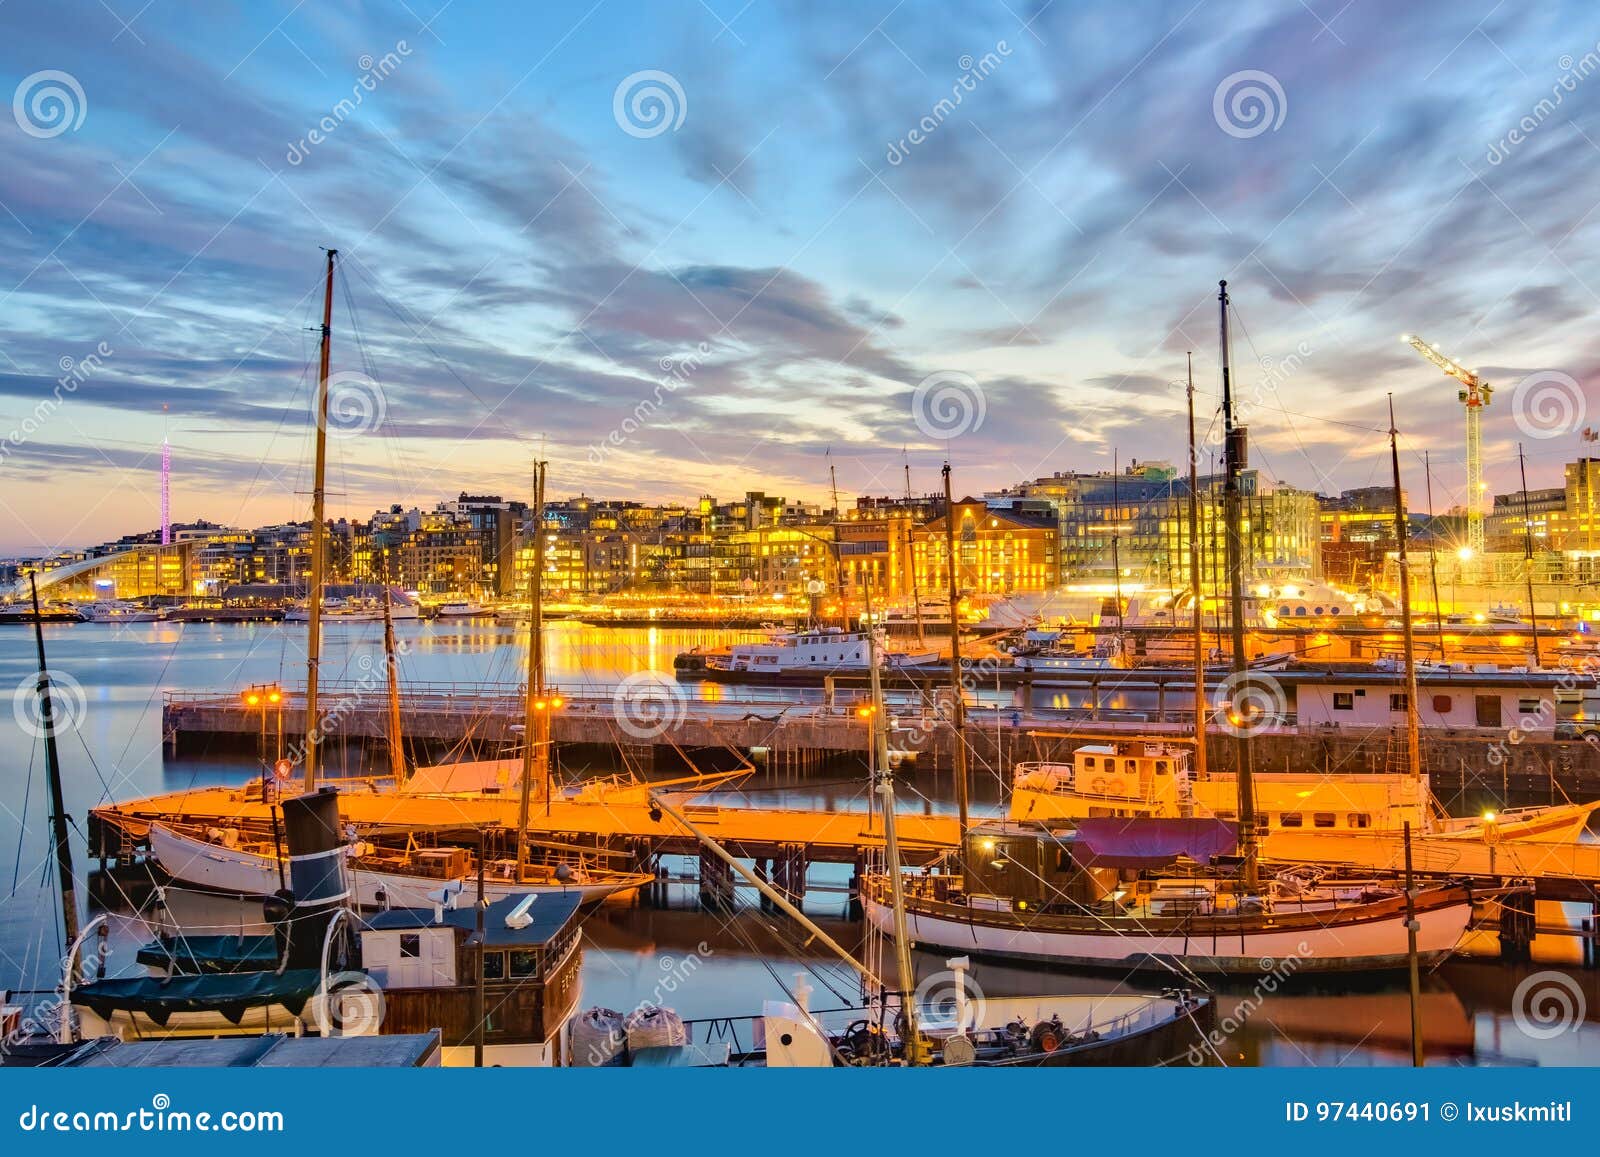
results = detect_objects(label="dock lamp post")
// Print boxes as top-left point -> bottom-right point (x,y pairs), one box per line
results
242,684 -> 285,780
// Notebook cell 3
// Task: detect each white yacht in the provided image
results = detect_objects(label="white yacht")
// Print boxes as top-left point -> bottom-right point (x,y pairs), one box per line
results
711,627 -> 940,675
76,600 -> 162,623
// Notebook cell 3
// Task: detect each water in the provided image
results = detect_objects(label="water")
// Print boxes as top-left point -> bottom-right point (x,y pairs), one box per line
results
2,618 -> 1597,1066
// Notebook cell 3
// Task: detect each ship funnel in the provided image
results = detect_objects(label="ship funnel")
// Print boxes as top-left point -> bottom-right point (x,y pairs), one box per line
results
275,787 -> 354,969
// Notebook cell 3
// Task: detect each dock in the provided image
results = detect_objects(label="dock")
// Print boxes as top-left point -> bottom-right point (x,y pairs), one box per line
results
161,681 -> 1600,798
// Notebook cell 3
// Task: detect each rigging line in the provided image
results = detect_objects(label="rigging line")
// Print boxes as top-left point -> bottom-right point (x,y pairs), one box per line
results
9,742 -> 38,897
112,619 -> 188,774
341,258 -> 529,447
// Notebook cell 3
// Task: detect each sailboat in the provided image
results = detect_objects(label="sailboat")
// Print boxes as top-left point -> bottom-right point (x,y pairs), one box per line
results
620,603 -> 1210,1066
864,282 -> 1485,975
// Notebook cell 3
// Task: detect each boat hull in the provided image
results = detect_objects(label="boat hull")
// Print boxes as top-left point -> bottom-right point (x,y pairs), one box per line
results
865,889 -> 1473,974
149,823 -> 648,908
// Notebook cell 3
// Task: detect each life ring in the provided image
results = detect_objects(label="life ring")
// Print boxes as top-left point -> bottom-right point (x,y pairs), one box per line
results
1089,776 -> 1127,796
1030,1020 -> 1065,1054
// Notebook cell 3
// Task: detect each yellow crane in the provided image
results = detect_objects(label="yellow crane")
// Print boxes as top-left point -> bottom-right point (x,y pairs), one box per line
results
1400,334 -> 1493,557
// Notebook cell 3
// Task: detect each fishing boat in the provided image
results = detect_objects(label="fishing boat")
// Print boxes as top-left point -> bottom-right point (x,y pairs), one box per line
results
435,599 -> 490,618
146,819 -> 653,907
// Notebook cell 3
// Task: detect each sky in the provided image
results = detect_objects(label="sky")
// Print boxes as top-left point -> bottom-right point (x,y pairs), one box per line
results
2,0 -> 1600,554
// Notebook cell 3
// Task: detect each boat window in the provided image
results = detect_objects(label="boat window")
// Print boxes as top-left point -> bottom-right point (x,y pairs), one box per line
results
482,951 -> 505,980
1350,813 -> 1371,829
1333,692 -> 1354,711
1124,759 -> 1137,773
1293,607 -> 1306,616
1155,760 -> 1169,775
400,933 -> 420,959
1312,812 -> 1337,829
1278,605 -> 1290,617
1314,606 -> 1325,615
1432,694 -> 1452,713
1279,812 -> 1303,828
509,950 -> 539,978
1389,693 -> 1408,713
1082,756 -> 1096,770
1329,606 -> 1341,615
1519,698 -> 1543,715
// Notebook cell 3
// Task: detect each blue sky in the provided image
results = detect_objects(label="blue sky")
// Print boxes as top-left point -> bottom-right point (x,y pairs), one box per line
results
3,0 -> 1600,553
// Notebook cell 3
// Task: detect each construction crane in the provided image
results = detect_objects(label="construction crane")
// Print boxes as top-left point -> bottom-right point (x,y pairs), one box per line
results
1400,334 -> 1493,557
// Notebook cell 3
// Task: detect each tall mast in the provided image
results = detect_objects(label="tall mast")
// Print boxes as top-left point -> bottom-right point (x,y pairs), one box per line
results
304,247 -> 336,791
1185,353 -> 1207,782
30,575 -> 79,948
904,457 -> 926,648
1111,450 -> 1125,658
1218,280 -> 1257,887
940,462 -> 971,840
865,597 -> 919,1063
382,583 -> 405,783
1517,444 -> 1543,668
1388,396 -> 1422,781
517,460 -> 548,861
1424,451 -> 1447,660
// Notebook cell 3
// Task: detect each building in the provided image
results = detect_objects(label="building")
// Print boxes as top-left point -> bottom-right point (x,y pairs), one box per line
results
913,497 -> 1059,595
989,463 -> 1320,590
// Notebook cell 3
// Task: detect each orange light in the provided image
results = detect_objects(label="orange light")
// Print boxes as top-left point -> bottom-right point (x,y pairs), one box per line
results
856,705 -> 875,718
244,693 -> 261,707
551,696 -> 564,709
534,700 -> 547,711
267,690 -> 282,704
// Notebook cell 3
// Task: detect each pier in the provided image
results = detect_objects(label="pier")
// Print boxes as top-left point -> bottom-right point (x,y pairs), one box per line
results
161,681 -> 1600,800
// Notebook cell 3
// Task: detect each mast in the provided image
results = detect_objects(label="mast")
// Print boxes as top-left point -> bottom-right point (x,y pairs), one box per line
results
30,575 -> 79,948
904,457 -> 926,647
517,459 -> 548,863
1111,450 -> 1124,636
1424,451 -> 1447,660
1218,280 -> 1257,888
304,248 -> 336,791
865,598 -> 919,1064
382,584 -> 405,783
1388,396 -> 1422,781
1185,353 -> 1207,782
1517,444 -> 1543,668
940,462 -> 971,840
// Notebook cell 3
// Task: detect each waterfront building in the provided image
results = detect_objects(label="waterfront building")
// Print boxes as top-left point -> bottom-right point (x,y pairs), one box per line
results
912,497 -> 1060,595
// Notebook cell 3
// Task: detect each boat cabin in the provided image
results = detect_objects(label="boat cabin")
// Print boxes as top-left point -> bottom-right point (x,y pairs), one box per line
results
360,892 -> 584,1067
959,822 -> 1113,911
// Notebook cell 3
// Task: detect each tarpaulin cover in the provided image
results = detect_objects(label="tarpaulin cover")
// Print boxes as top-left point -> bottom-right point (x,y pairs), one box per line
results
72,969 -> 323,1025
1068,818 -> 1238,869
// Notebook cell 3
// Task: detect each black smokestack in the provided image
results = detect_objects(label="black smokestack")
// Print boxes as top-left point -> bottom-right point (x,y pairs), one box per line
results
276,787 -> 352,969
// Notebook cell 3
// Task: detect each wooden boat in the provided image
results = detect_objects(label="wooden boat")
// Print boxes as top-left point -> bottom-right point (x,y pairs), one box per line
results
863,820 -> 1480,974
148,819 -> 653,908
1009,739 -> 1599,844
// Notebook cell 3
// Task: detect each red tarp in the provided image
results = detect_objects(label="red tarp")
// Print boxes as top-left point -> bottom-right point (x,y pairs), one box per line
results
1068,818 -> 1238,869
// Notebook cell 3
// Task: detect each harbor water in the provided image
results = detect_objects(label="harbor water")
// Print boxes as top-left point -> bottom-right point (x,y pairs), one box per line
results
2,618 -> 1598,1066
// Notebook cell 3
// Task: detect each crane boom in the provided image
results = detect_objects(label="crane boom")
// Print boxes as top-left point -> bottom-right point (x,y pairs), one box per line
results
1400,334 -> 1493,557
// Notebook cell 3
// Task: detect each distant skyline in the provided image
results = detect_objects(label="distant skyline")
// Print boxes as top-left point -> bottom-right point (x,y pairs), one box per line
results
4,2 -> 1600,554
